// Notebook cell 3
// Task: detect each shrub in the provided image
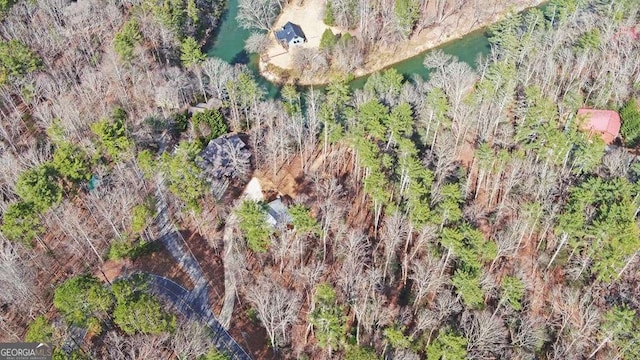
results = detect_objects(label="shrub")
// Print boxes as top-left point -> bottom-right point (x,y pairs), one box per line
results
191,108 -> 228,144
426,330 -> 468,360
52,142 -> 91,183
575,29 -> 601,51
25,316 -> 54,342
0,39 -> 42,85
180,36 -> 206,68
289,205 -> 320,235
131,201 -> 154,233
114,19 -> 142,62
173,111 -> 190,134
157,140 -> 207,212
15,164 -> 61,211
323,1 -> 335,26
395,0 -> 419,37
91,109 -> 131,161
621,98 -> 640,147
236,200 -> 271,253
345,345 -> 379,360
319,29 -> 338,50
0,0 -> 17,15
383,325 -> 412,349
108,239 -> 158,261
0,201 -> 43,245
107,240 -> 134,260
53,275 -> 114,327
112,276 -> 176,335
136,149 -> 156,179
198,349 -> 230,360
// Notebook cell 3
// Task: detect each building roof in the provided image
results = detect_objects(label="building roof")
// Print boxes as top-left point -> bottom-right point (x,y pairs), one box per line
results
188,98 -> 223,115
617,26 -> 639,41
577,108 -> 621,144
275,22 -> 306,43
265,198 -> 292,227
198,134 -> 250,179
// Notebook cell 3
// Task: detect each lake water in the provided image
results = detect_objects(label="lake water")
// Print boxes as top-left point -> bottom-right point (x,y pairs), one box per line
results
206,0 -> 496,98
206,0 -> 251,65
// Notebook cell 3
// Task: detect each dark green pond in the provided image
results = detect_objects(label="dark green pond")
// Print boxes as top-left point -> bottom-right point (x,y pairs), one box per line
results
206,0 -> 281,97
348,29 -> 490,90
206,0 -> 250,65
206,0 -> 500,98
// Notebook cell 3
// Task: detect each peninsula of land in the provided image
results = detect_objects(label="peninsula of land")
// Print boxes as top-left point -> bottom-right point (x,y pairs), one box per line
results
260,0 -> 547,85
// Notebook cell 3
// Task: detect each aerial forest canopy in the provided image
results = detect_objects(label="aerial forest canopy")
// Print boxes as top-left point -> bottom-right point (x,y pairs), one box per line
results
0,0 -> 640,359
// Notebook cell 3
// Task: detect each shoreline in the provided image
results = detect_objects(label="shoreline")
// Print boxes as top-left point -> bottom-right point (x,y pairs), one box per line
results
259,0 -> 547,86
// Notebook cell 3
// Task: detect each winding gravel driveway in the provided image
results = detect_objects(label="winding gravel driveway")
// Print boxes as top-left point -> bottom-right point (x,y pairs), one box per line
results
150,177 -> 252,360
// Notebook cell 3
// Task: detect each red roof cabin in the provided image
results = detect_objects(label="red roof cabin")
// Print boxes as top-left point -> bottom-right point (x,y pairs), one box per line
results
577,108 -> 621,145
618,26 -> 639,41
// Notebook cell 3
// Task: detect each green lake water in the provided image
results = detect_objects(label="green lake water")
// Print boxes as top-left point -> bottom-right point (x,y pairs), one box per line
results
348,29 -> 490,90
206,0 -> 281,97
206,0 -> 250,64
206,0 -> 500,98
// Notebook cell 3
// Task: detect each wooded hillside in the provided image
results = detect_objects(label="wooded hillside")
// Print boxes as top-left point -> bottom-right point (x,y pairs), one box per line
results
1,0 -> 640,359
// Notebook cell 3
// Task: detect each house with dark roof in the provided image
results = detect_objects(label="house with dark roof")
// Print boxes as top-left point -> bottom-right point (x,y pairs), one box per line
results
577,108 -> 621,144
197,134 -> 252,199
198,134 -> 250,179
275,22 -> 306,48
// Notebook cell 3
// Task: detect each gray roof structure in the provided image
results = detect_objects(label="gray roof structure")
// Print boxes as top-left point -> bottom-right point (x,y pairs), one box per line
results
198,134 -> 251,180
266,198 -> 292,227
275,22 -> 306,44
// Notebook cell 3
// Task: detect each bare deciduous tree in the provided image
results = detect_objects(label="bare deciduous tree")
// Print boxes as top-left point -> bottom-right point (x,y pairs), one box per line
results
410,253 -> 446,309
237,0 -> 283,31
0,240 -> 40,313
601,147 -> 634,178
333,37 -> 365,73
222,139 -> 252,181
170,320 -> 215,359
512,316 -> 548,357
378,212 -> 407,282
244,32 -> 271,54
394,348 -> 421,360
336,229 -> 369,304
548,288 -> 600,357
291,48 -> 329,77
202,57 -> 237,100
154,67 -> 197,115
246,275 -> 300,351
463,310 -> 508,359
103,331 -> 171,360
